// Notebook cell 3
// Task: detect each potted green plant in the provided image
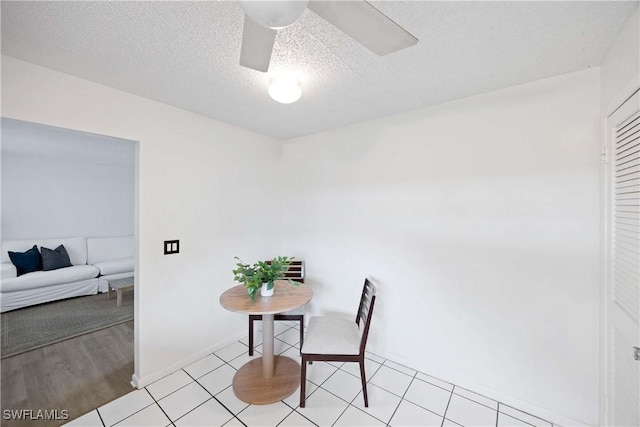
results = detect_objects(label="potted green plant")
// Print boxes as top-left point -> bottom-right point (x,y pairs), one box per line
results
233,256 -> 298,299
232,258 -> 262,299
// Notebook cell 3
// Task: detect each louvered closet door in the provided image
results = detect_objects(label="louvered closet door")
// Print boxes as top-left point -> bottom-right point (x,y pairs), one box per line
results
606,89 -> 640,427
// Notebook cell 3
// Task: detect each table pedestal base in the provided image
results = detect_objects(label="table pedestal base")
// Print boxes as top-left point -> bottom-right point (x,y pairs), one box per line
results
232,356 -> 300,405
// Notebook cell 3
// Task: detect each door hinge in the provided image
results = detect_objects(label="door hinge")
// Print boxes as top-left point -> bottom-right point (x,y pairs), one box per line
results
634,346 -> 640,361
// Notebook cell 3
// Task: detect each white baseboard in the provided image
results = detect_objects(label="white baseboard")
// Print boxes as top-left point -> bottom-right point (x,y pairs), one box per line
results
131,333 -> 246,389
371,350 -> 588,427
130,373 -> 140,388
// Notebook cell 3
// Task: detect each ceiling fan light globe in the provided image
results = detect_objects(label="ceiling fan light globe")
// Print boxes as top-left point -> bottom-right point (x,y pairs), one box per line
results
240,0 -> 309,29
268,77 -> 301,104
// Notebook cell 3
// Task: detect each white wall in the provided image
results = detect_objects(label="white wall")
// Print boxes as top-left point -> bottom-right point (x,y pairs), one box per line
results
1,119 -> 135,240
1,56 -> 283,385
0,54 -> 604,424
282,69 -> 601,425
601,5 -> 639,112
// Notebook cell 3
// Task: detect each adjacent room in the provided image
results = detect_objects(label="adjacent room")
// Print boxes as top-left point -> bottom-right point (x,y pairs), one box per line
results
0,1 -> 638,427
0,118 -> 137,425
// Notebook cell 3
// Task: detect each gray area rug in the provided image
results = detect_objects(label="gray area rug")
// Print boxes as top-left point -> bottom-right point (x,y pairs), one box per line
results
1,291 -> 133,358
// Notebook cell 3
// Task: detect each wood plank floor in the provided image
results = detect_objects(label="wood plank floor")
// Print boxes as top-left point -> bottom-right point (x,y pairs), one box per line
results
1,321 -> 134,427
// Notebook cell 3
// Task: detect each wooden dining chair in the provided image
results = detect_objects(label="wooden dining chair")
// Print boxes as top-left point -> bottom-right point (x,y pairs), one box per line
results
248,260 -> 305,356
299,278 -> 376,408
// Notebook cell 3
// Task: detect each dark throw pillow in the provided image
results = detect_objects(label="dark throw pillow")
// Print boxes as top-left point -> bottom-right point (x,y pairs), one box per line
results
8,245 -> 42,276
41,245 -> 73,271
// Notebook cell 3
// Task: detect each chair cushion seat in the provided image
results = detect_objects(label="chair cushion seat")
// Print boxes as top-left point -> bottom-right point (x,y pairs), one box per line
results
302,316 -> 361,355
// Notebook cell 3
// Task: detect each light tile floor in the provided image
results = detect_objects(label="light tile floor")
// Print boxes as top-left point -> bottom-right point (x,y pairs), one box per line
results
66,322 -> 556,427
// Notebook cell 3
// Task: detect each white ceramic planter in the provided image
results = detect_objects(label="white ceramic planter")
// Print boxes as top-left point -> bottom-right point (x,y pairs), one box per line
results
261,282 -> 274,297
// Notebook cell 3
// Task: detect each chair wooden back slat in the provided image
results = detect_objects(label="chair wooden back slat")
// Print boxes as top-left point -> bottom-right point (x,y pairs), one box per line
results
265,260 -> 305,283
356,279 -> 375,326
356,279 -> 376,354
358,301 -> 370,326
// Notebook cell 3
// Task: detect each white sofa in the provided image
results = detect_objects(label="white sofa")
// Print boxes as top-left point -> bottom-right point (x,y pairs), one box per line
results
87,236 -> 135,293
1,235 -> 134,312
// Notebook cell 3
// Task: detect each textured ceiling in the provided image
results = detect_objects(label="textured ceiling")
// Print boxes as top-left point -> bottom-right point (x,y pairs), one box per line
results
1,1 -> 637,140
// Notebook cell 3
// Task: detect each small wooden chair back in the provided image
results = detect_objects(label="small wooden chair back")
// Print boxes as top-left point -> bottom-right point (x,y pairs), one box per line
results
356,278 -> 376,355
266,259 -> 305,283
285,260 -> 305,283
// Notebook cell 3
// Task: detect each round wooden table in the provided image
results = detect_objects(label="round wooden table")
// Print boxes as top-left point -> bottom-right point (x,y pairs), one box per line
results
219,280 -> 313,404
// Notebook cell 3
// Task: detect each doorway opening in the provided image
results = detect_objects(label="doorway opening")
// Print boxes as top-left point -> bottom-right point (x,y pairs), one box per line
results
0,118 -> 140,424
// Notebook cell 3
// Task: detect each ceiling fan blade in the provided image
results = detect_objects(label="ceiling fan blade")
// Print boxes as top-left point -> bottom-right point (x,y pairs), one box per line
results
308,0 -> 418,56
240,15 -> 277,72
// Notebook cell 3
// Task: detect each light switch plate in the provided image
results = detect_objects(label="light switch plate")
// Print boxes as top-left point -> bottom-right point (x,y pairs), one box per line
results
164,240 -> 179,255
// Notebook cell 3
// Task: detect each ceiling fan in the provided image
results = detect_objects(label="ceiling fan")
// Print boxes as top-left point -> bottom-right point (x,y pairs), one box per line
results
238,0 -> 419,72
